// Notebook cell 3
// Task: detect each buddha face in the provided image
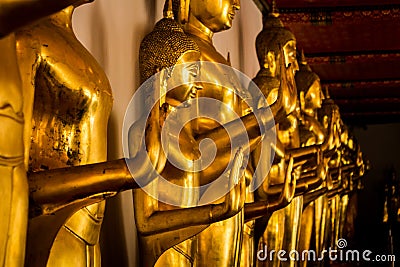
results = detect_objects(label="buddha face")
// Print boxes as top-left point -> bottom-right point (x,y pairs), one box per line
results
190,0 -> 240,32
283,40 -> 299,74
304,79 -> 323,111
166,51 -> 202,107
279,40 -> 299,115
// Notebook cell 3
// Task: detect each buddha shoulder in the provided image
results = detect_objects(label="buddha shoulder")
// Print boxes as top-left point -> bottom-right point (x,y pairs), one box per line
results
16,14 -> 113,98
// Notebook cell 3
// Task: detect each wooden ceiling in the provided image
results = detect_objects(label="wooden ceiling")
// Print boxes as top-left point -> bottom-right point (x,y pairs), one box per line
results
253,0 -> 400,125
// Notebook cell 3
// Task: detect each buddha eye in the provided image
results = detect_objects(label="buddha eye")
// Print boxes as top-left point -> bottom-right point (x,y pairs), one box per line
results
187,63 -> 199,77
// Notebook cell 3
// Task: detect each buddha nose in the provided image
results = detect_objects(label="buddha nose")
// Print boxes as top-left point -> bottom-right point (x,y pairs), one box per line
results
233,0 -> 240,10
195,83 -> 203,91
293,60 -> 300,72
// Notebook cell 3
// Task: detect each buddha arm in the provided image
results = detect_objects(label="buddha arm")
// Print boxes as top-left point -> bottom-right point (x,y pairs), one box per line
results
136,197 -> 242,236
30,161 -> 245,235
303,187 -> 328,206
302,114 -> 326,144
261,131 -> 328,198
194,106 -> 284,186
196,106 -> 276,149
28,158 -> 143,217
136,148 -> 246,236
244,156 -> 295,222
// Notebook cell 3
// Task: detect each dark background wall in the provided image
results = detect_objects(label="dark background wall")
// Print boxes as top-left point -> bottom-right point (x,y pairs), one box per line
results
352,123 -> 400,264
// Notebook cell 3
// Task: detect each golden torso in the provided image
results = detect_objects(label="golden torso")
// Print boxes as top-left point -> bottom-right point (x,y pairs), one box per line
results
16,7 -> 112,267
0,33 -> 28,267
252,51 -> 302,267
148,20 -> 248,266
184,25 -> 250,267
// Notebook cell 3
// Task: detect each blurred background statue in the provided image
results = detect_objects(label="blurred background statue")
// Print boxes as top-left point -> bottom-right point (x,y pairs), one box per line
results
251,9 -> 301,267
295,52 -> 328,267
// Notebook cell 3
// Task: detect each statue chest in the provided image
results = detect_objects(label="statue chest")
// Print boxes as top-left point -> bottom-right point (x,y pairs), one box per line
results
30,73 -> 98,170
23,23 -> 112,171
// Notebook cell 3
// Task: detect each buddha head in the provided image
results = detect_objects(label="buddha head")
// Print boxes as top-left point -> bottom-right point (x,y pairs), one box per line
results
255,13 -> 299,116
171,0 -> 240,32
295,54 -> 323,116
139,17 -> 201,108
256,13 -> 298,76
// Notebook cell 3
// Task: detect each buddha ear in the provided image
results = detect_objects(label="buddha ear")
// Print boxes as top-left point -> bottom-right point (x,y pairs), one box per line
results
299,91 -> 305,111
154,67 -> 169,108
264,51 -> 276,72
262,52 -> 269,69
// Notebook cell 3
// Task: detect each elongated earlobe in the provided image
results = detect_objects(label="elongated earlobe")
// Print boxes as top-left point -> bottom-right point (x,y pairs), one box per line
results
263,51 -> 269,69
266,52 -> 276,73
300,91 -> 305,111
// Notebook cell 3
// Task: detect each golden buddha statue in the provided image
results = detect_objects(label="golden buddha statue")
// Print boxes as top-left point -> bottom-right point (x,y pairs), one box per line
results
0,30 -> 27,267
135,0 -> 286,265
0,1 -> 100,265
295,54 -> 329,267
275,113 -> 302,267
15,3 -> 113,266
133,14 -> 250,266
176,1 -> 277,265
287,53 -> 355,267
312,88 -> 343,258
250,10 -> 303,267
